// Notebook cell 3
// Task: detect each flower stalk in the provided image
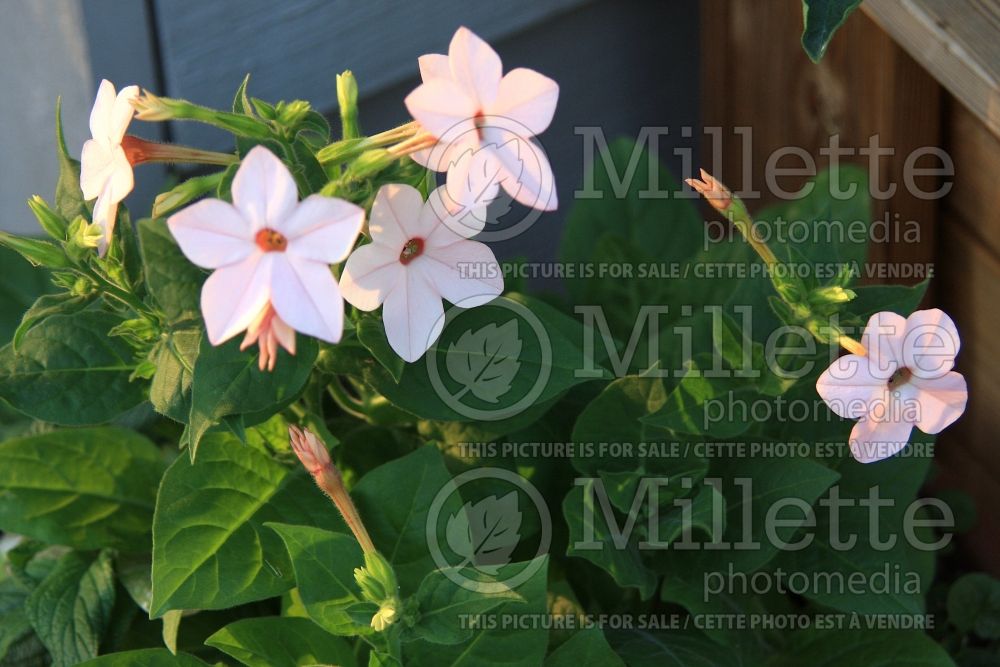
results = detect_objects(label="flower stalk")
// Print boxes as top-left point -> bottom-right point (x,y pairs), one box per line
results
288,425 -> 376,554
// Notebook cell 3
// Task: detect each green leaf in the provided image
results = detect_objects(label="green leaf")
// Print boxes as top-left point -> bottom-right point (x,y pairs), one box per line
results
775,443 -> 935,615
947,574 -> 1000,639
0,247 -> 54,345
356,313 -> 404,383
149,435 -> 346,617
613,630 -> 741,666
411,568 -> 524,645
769,628 -> 955,666
329,294 -> 608,422
267,523 -> 374,636
353,446 -> 465,594
25,550 -> 115,667
138,218 -> 205,322
545,628 -> 624,667
641,360 -> 757,439
54,97 -> 88,221
149,326 -> 202,422
205,616 -> 358,667
186,333 -> 316,459
562,480 -> 657,599
801,0 -> 863,62
13,292 -> 92,351
0,310 -> 145,425
657,455 -> 839,577
404,557 -> 550,667
0,428 -> 162,550
78,648 -> 209,666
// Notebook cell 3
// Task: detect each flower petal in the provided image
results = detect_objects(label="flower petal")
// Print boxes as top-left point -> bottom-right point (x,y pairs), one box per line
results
89,80 -> 117,143
405,78 -> 478,140
382,268 -> 445,363
442,145 -> 501,225
419,238 -> 503,308
489,131 -> 558,211
903,308 -> 960,378
232,146 -> 299,231
418,53 -> 451,82
201,253 -> 272,345
284,195 -> 364,264
815,353 -> 888,419
270,255 -> 344,343
80,139 -> 113,200
490,68 -> 558,136
849,413 -> 914,464
109,85 -> 139,144
911,371 -> 968,434
860,311 -> 906,376
340,243 -> 403,311
368,184 -> 425,248
448,26 -> 502,108
167,198 -> 254,268
93,184 -> 119,258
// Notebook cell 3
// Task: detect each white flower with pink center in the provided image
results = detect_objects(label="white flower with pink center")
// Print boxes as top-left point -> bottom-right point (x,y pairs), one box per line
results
167,146 -> 364,370
816,309 -> 968,463
405,26 -> 559,218
339,183 -> 503,362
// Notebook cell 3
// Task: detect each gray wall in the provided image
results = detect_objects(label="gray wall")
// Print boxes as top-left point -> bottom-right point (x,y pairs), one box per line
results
1,0 -> 700,274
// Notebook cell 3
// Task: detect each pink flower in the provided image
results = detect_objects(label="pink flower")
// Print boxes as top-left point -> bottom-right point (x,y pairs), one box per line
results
167,146 -> 364,367
339,184 -> 503,362
80,79 -> 139,256
405,26 -> 559,216
816,309 -> 968,463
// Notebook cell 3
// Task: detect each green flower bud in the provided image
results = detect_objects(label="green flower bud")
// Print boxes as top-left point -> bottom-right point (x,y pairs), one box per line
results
337,71 -> 360,140
27,196 -> 68,240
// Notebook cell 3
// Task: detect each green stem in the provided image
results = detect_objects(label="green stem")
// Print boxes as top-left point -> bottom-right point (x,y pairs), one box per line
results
327,379 -> 368,421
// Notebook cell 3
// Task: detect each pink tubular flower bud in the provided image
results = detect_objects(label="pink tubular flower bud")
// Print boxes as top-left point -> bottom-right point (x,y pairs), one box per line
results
685,168 -> 733,214
288,425 -> 376,553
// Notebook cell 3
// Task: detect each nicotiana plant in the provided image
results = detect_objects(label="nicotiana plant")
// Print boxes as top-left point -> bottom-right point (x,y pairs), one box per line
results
0,24 -> 993,667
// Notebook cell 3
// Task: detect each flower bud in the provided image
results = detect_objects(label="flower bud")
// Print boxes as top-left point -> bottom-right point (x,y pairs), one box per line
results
685,169 -> 732,214
337,71 -> 360,140
27,196 -> 68,240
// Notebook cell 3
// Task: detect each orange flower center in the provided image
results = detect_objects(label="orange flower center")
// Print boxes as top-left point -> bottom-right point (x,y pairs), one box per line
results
399,237 -> 424,265
255,228 -> 288,252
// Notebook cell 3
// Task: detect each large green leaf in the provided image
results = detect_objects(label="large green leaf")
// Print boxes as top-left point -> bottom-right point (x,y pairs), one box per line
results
545,628 -> 624,667
411,568 -> 524,645
0,310 -> 144,425
775,441 -> 936,615
137,218 -> 204,322
267,523 -> 374,637
325,294 -> 609,423
149,435 -> 345,617
0,247 -> 54,345
801,0 -> 863,62
205,616 -> 358,667
612,630 -> 741,666
0,428 -> 163,551
404,557 -> 550,667
769,628 -> 955,666
186,333 -> 316,458
353,445 -> 465,595
78,649 -> 209,666
25,550 -> 115,667
947,573 -> 1000,639
149,326 -> 202,422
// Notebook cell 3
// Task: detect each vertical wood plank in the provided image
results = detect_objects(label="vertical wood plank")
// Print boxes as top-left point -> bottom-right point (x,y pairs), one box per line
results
700,0 -> 941,288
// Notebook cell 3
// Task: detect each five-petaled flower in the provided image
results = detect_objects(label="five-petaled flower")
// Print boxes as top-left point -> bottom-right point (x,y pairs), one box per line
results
80,79 -> 140,256
339,183 -> 503,362
167,146 -> 364,370
405,26 -> 559,216
816,309 -> 968,463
